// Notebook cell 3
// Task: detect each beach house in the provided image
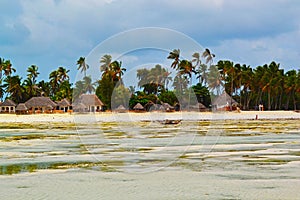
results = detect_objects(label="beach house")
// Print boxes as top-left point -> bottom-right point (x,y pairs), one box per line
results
23,97 -> 57,113
73,94 -> 104,112
0,99 -> 17,113
212,92 -> 238,111
56,98 -> 72,113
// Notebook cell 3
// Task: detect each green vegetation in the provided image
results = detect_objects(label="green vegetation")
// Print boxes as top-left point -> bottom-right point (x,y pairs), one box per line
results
1,47 -> 299,110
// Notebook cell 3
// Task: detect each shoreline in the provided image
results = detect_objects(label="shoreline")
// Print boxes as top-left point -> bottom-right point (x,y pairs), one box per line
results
0,110 -> 299,123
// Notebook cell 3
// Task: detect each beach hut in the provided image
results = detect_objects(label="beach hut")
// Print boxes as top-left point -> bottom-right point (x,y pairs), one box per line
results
0,99 -> 16,113
133,103 -> 145,112
73,94 -> 104,112
56,98 -> 72,112
114,105 -> 127,113
16,103 -> 29,114
162,103 -> 175,112
212,92 -> 237,111
184,102 -> 207,112
25,97 -> 57,113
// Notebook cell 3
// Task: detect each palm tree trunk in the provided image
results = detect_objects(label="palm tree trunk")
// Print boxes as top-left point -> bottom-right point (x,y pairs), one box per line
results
285,92 -> 291,110
268,89 -> 271,110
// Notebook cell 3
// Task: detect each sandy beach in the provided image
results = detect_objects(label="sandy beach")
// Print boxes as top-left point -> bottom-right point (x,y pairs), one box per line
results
0,111 -> 299,123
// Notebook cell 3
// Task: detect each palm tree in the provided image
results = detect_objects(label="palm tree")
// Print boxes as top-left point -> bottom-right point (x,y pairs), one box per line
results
167,49 -> 180,70
110,60 -> 126,82
178,60 -> 195,79
57,66 -> 70,82
0,59 -> 16,78
27,65 -> 40,84
83,76 -> 95,94
49,70 -> 60,96
3,75 -> 24,103
284,70 -> 297,110
100,54 -> 112,73
37,80 -> 51,97
207,65 -> 223,95
240,64 -> 253,110
77,57 -> 89,77
202,48 -> 215,65
196,64 -> 209,85
73,80 -> 85,100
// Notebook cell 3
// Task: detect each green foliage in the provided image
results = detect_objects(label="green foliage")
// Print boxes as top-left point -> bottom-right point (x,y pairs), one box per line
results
192,83 -> 211,107
129,92 -> 157,109
96,75 -> 115,109
158,90 -> 178,106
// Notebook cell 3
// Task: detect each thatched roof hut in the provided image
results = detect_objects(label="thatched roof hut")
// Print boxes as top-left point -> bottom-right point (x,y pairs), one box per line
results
212,92 -> 237,111
0,99 -> 17,113
16,103 -> 28,114
73,94 -> 104,112
24,97 -> 57,113
56,98 -> 71,107
25,97 -> 57,108
133,103 -> 145,111
184,102 -> 207,112
56,98 -> 72,112
114,105 -> 127,113
1,99 -> 16,107
162,103 -> 175,112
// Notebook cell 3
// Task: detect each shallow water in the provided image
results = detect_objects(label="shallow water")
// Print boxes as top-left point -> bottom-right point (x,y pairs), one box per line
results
0,119 -> 299,199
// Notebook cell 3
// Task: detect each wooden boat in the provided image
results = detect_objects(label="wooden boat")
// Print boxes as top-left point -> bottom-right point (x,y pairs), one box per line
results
159,119 -> 182,125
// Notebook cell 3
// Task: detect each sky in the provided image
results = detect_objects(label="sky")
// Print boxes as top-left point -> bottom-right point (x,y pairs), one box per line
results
1,0 -> 300,83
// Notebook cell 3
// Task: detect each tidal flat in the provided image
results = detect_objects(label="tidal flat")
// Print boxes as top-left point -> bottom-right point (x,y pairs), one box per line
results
0,119 -> 299,199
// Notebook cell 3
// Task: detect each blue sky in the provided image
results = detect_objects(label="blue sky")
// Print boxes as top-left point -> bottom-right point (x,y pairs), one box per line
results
1,0 -> 300,82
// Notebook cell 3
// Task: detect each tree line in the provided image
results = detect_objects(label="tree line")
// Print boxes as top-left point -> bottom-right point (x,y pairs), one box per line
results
0,49 -> 299,110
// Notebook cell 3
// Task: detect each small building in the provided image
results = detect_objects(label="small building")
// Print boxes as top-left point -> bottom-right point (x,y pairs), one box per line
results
25,97 -> 57,113
114,105 -> 128,113
16,103 -> 29,114
0,99 -> 16,113
212,92 -> 238,111
183,102 -> 207,112
162,103 -> 175,112
56,98 -> 72,112
133,103 -> 145,112
73,94 -> 104,112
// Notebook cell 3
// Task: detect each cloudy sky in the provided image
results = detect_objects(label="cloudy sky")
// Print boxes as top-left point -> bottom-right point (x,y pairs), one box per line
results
1,0 -> 300,81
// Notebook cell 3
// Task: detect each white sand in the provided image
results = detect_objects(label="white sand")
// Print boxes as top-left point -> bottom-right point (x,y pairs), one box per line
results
0,111 -> 299,123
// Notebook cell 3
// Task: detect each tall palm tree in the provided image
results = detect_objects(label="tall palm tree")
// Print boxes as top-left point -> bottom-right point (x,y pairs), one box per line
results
83,76 -> 95,94
57,66 -> 70,82
0,59 -> 16,77
178,60 -> 195,79
100,54 -> 112,73
3,75 -> 24,103
49,70 -> 60,96
207,65 -> 223,95
284,70 -> 297,110
27,65 -> 40,84
167,49 -> 180,70
77,57 -> 89,77
202,48 -> 215,65
110,60 -> 126,82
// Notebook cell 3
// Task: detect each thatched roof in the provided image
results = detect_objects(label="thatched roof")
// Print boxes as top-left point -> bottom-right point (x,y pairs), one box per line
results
16,103 -> 28,111
212,92 -> 237,107
162,103 -> 174,109
25,97 -> 57,109
116,105 -> 126,110
56,98 -> 71,107
114,105 -> 127,112
133,103 -> 144,110
77,94 -> 104,106
183,102 -> 206,111
73,103 -> 86,110
1,99 -> 16,107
